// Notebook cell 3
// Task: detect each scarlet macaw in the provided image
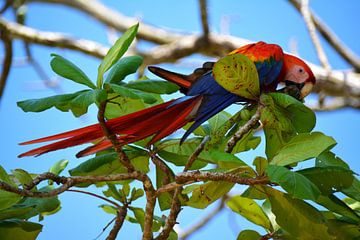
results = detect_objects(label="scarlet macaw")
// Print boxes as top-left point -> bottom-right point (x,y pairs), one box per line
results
18,41 -> 315,158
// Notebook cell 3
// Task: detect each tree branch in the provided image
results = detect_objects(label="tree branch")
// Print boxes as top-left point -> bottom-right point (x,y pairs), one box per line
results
106,206 -> 127,240
199,0 -> 210,41
180,196 -> 227,240
0,172 -> 143,198
288,0 -> 360,71
0,17 -> 108,58
175,171 -> 269,185
299,0 -> 331,72
0,28 -> 12,99
97,101 -> 135,172
225,106 -> 262,153
28,0 -> 182,44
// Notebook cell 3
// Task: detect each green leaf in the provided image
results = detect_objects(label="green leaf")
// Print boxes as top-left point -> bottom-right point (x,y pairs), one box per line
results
266,165 -> 321,201
316,195 -> 360,222
342,178 -> 360,202
0,166 -> 21,211
69,150 -> 149,178
241,186 -> 267,200
0,220 -> 42,240
97,23 -> 139,87
104,93 -> 147,119
99,204 -> 117,215
108,83 -> 157,104
19,193 -> 61,220
260,93 -> 316,160
265,187 -> 333,240
186,181 -> 234,209
298,167 -> 354,194
327,219 -> 360,239
157,138 -> 208,170
156,165 -> 174,211
130,188 -> 144,202
128,207 -> 161,232
105,55 -> 143,84
227,195 -> 272,230
17,89 -> 107,117
253,157 -> 267,176
49,159 -> 69,176
11,169 -> 33,189
50,54 -> 95,89
316,151 -> 350,169
267,93 -> 316,133
0,206 -> 34,221
125,79 -> 179,94
236,230 -> 262,240
213,54 -> 259,99
103,184 -> 124,202
271,132 -> 336,166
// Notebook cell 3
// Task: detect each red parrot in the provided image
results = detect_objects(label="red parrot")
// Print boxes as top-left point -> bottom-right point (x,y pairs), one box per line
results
18,41 -> 315,158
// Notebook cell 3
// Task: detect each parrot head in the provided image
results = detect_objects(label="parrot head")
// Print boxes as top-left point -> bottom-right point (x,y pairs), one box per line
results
281,54 -> 316,99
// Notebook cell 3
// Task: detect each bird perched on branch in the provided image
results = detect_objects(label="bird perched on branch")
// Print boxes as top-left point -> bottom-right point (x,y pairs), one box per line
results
18,41 -> 315,158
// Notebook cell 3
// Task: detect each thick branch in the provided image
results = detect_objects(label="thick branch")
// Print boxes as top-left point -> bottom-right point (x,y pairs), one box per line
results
0,17 -> 108,58
28,0 -> 181,44
106,206 -> 127,240
0,172 -> 142,198
175,171 -> 269,185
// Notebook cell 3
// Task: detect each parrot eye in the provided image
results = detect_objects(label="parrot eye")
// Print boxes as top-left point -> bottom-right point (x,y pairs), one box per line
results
298,68 -> 304,73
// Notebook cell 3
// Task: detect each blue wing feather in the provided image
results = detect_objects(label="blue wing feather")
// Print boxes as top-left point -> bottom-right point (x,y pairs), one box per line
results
179,55 -> 283,142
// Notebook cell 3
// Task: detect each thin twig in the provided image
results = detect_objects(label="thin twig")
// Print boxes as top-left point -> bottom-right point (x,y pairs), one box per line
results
67,189 -> 121,208
225,106 -> 262,153
199,0 -> 210,41
0,28 -> 13,99
300,0 -> 331,72
106,206 -> 127,240
180,196 -> 227,240
184,136 -> 210,172
288,0 -> 360,71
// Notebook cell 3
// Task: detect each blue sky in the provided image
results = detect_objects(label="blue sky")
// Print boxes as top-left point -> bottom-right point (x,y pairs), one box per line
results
1,0 -> 359,239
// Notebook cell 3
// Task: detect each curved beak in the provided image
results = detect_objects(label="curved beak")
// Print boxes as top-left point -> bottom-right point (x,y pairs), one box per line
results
300,82 -> 314,99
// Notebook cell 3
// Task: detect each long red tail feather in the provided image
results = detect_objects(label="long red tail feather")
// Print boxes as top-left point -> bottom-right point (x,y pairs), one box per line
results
19,96 -> 201,158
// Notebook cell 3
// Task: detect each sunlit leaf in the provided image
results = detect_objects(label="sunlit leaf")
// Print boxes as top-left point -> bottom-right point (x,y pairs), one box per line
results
125,79 -> 179,94
186,181 -> 233,209
213,54 -> 259,99
227,195 -> 272,230
236,229 -> 262,240
109,83 -> 157,104
50,54 -> 96,89
17,89 -> 107,117
271,132 -> 336,166
49,159 -> 69,176
266,165 -> 321,201
105,55 -> 143,84
97,23 -> 139,87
